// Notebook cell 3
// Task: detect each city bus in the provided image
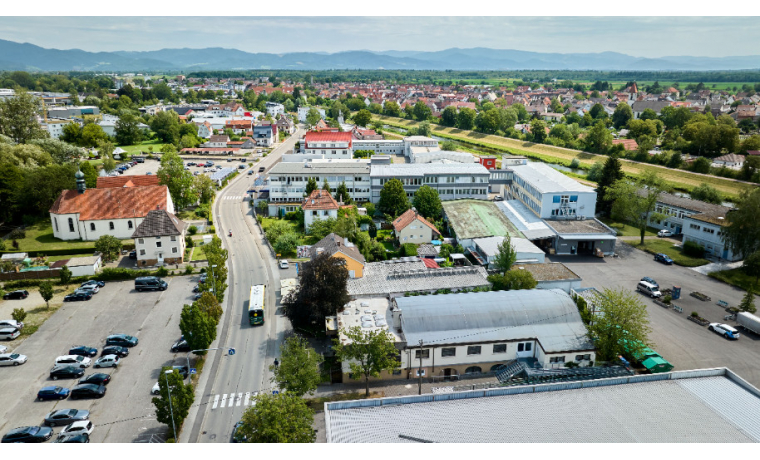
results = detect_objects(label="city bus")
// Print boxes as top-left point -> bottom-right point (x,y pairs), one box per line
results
248,285 -> 265,326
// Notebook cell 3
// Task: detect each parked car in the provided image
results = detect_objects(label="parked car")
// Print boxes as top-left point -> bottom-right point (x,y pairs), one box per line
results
258,166 -> 265,172
636,280 -> 662,298
105,334 -> 138,347
101,345 -> 129,357
37,386 -> 70,401
0,319 -> 23,330
70,383 -> 106,399
93,355 -> 120,368
0,353 -> 27,366
170,338 -> 191,353
247,170 -> 254,175
135,276 -> 167,292
0,345 -> 6,354
279,260 -> 289,269
232,421 -> 247,443
654,253 -> 674,265
55,355 -> 91,368
0,327 -> 21,340
238,164 -> 246,169
640,277 -> 659,290
199,274 -> 208,284
76,284 -> 99,294
151,381 -> 161,395
493,195 -> 504,201
64,292 -> 93,302
3,290 -> 29,300
69,346 -> 98,357
129,250 -> 137,259
50,365 -> 85,380
44,409 -> 89,427
1,426 -> 53,443
81,280 -> 105,288
227,158 -> 233,162
53,433 -> 90,443
60,420 -> 94,436
657,229 -> 673,237
708,323 -> 741,340
79,373 -> 111,386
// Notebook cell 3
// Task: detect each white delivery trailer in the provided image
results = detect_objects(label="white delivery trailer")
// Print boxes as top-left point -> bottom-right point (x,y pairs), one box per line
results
736,312 -> 760,335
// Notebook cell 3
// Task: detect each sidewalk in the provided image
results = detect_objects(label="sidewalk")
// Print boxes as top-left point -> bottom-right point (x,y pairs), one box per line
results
689,259 -> 743,275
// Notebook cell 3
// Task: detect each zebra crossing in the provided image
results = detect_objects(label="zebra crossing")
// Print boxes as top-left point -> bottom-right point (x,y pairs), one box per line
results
223,195 -> 245,200
211,391 -> 258,410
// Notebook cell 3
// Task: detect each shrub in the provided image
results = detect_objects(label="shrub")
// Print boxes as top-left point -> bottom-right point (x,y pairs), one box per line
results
156,266 -> 169,277
185,236 -> 194,248
662,295 -> 672,304
12,240 -> 19,250
284,211 -> 298,221
184,265 -> 194,275
12,308 -> 27,323
188,225 -> 198,235
691,311 -> 699,317
94,267 -> 154,281
401,243 -> 418,257
0,240 -> 5,251
8,228 -> 26,240
208,226 -> 215,234
683,240 -> 705,258
569,158 -> 580,169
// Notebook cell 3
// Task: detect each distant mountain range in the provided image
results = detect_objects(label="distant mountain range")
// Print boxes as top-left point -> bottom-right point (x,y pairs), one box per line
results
1,39 -> 759,72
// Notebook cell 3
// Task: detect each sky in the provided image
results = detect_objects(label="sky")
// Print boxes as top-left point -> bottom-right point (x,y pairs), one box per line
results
1,16 -> 760,58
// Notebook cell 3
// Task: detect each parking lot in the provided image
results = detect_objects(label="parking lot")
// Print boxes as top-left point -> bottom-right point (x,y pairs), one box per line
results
0,275 -> 202,443
114,156 -> 252,179
553,242 -> 760,388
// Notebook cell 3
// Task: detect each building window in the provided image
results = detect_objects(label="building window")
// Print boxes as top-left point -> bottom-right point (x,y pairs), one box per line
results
138,238 -> 144,245
464,366 -> 482,374
493,344 -> 507,354
517,342 -> 532,352
90,223 -> 96,231
54,218 -> 58,232
576,354 -> 591,361
156,242 -> 162,248
467,346 -> 481,355
414,369 -> 426,377
549,356 -> 565,364
170,236 -> 177,242
139,249 -> 146,256
128,221 -> 133,229
414,349 -> 430,359
172,247 -> 178,254
109,222 -> 115,230
441,347 -> 456,357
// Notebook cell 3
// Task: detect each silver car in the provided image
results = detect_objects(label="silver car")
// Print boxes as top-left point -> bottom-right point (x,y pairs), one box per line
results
93,355 -> 119,368
44,409 -> 90,427
0,353 -> 27,366
55,355 -> 92,368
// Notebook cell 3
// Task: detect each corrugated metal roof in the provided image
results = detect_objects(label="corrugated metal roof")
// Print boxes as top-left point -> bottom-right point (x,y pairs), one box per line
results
347,260 -> 489,296
269,161 -> 370,175
510,162 -> 595,194
371,163 -> 490,177
496,200 -> 555,240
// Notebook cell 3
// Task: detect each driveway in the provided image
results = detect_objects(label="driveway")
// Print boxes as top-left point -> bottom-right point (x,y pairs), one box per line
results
550,241 -> 760,388
0,276 -> 200,443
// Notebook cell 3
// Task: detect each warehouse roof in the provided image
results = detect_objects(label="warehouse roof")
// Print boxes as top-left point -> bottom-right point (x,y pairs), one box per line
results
496,200 -> 555,240
509,162 -> 595,194
370,163 -> 490,177
442,199 -> 523,240
269,160 -> 370,175
395,289 -> 593,351
511,262 -> 581,282
325,368 -> 760,443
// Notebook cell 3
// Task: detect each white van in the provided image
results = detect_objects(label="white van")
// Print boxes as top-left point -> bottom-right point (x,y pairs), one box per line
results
637,281 -> 662,298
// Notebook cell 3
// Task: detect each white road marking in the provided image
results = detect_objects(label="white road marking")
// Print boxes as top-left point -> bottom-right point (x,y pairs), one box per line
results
212,394 -> 220,410
227,394 -> 234,407
244,392 -> 251,406
219,393 -> 226,409
236,393 -> 242,407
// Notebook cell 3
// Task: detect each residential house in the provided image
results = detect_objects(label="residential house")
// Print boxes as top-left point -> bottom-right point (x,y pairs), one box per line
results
131,209 -> 188,266
712,153 -> 745,169
311,232 -> 365,278
631,101 -> 671,119
204,134 -> 230,148
276,116 -> 294,135
302,189 -> 340,232
225,119 -> 252,135
265,102 -> 285,118
253,122 -> 277,147
612,139 -> 639,151
195,121 -> 213,139
302,131 -> 353,158
392,208 -> 441,245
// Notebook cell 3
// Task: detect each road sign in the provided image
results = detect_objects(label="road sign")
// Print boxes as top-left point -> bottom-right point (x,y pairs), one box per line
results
190,368 -> 197,375
228,348 -> 236,356
272,390 -> 279,395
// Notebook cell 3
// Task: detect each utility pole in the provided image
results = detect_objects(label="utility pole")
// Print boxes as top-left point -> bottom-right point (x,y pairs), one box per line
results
418,339 -> 423,395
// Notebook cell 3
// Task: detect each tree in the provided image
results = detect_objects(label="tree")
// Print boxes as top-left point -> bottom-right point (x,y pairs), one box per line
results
15,163 -> 76,217
640,108 -> 658,121
282,252 -> 350,329
81,124 -> 109,148
30,138 -> 83,165
475,108 -> 501,134
59,265 -> 72,287
689,183 -> 722,204
305,216 -> 337,240
724,188 -> 760,258
0,90 -> 48,144
179,302 -> 217,354
115,112 -> 144,145
353,109 -> 372,127
456,108 -> 476,130
738,288 -> 757,314
595,155 -> 624,216
11,308 -> 27,324
273,231 -> 299,255
691,156 -> 712,174
60,123 -> 82,145
608,171 -> 669,244
378,178 -> 410,218
441,106 -> 458,126
152,367 -> 194,439
158,151 -> 196,210
333,326 -> 400,397
304,177 -> 318,196
492,235 -> 517,272
488,269 -> 537,291
413,101 -> 432,121
269,335 -> 323,396
201,236 -> 228,303
194,174 -> 215,205
584,121 -> 613,154
79,161 -> 98,189
586,161 -> 605,182
740,156 -> 760,181
195,291 -> 223,325
383,101 -> 400,117
94,235 -> 123,262
150,111 -> 181,145
586,287 -> 651,362
39,281 -> 54,309
237,393 -> 315,443
305,108 -> 322,126
415,121 -> 432,137
529,119 -> 548,143
334,181 -> 353,204
322,177 -> 330,192
412,185 -> 442,220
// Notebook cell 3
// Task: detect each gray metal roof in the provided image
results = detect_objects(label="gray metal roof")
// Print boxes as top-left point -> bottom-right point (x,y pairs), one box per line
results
510,162 -> 595,194
472,236 -> 543,257
496,200 -> 555,240
544,218 -> 617,236
209,167 -> 237,181
396,289 -> 593,351
269,161 -> 370,175
371,163 -> 490,177
325,368 -> 760,443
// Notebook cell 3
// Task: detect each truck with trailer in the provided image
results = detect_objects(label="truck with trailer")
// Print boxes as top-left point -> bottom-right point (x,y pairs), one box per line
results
736,312 -> 760,335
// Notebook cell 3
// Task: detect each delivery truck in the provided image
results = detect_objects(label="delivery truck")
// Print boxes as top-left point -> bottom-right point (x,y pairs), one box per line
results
736,312 -> 760,335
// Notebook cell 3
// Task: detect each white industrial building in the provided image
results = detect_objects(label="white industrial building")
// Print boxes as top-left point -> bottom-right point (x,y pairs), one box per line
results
506,162 -> 597,219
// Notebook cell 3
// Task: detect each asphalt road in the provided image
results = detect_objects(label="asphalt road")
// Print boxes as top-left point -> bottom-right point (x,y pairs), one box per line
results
553,241 -> 760,388
186,130 -> 302,443
0,277 -> 199,443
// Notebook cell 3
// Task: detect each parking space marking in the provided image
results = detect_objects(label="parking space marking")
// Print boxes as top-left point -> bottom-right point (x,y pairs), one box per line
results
244,392 -> 251,406
212,394 -> 220,409
235,393 -> 242,407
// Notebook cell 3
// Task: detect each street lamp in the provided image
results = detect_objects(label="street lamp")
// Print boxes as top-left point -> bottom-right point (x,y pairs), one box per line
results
164,369 -> 177,442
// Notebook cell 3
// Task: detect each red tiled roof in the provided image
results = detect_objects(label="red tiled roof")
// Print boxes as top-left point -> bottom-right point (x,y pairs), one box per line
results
421,258 -> 440,269
392,209 -> 440,234
304,131 -> 353,143
97,175 -> 160,188
612,139 -> 639,151
302,190 -> 340,211
50,185 -> 170,221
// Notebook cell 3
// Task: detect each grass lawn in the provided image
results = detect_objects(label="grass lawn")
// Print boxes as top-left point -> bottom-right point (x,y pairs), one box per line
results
598,218 -> 658,238
117,139 -> 162,156
5,288 -> 67,347
303,391 -> 385,412
190,247 -> 207,261
7,222 -> 131,253
708,268 -> 758,292
627,239 -> 709,267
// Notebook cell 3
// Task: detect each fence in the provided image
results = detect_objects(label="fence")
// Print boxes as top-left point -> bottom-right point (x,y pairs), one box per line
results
0,269 -> 60,281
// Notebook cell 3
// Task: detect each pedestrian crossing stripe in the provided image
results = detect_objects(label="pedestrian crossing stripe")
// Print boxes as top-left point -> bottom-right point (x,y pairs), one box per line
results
224,196 -> 243,200
211,392 -> 258,410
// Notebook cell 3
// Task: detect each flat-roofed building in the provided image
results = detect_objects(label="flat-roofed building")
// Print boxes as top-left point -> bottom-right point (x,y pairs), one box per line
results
507,162 -> 597,219
371,163 -> 490,203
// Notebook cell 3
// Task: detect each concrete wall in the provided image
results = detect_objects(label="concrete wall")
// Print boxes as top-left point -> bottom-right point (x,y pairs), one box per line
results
536,278 -> 582,294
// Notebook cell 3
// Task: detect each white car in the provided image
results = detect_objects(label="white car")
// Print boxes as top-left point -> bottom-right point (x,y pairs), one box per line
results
61,420 -> 94,436
55,355 -> 91,368
0,353 -> 27,366
657,229 -> 673,238
279,260 -> 289,269
93,355 -> 120,368
708,323 -> 741,340
151,381 -> 161,395
0,345 -> 6,354
0,327 -> 20,340
76,285 -> 99,294
0,320 -> 23,330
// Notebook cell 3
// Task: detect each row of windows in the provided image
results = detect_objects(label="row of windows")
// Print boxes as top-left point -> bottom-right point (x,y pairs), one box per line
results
551,195 -> 578,203
655,205 -> 687,219
272,176 -> 368,183
137,247 -> 179,256
415,343 -> 511,359
56,218 -> 133,233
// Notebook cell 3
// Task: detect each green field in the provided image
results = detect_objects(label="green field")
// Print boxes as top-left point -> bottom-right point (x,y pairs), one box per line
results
5,222 -> 131,253
117,140 -> 162,155
626,239 -> 709,267
598,218 -> 659,238
708,268 -> 757,292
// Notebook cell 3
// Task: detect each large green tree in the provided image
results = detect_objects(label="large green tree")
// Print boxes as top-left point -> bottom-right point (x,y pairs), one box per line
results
304,177 -> 318,196
282,252 -> 350,329
353,109 -> 372,127
270,335 -> 323,397
0,90 -> 48,144
334,181 -> 353,204
15,163 -> 76,216
608,171 -> 669,244
79,161 -> 98,189
689,183 -> 722,205
584,121 -> 613,154
305,108 -> 322,126
586,287 -> 651,362
236,393 -> 315,443
441,106 -> 458,126
179,302 -> 217,354
39,281 -> 54,309
30,138 -> 83,164
115,112 -> 144,146
194,174 -> 215,205
595,155 -> 624,216
724,188 -> 760,258
80,124 -> 109,148
488,269 -> 537,291
378,178 -> 410,218
612,103 -> 633,129
412,185 -> 442,220
413,101 -> 432,121
152,367 -> 194,440
383,101 -> 400,117
94,235 -> 123,262
157,150 -> 196,210
333,326 -> 400,397
492,235 -> 517,273
456,107 -> 476,130
201,236 -> 228,303
150,110 -> 181,145
529,119 -> 548,143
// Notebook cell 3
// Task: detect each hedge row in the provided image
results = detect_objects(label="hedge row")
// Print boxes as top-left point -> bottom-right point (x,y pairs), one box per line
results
2,267 -> 180,290
0,243 -> 135,258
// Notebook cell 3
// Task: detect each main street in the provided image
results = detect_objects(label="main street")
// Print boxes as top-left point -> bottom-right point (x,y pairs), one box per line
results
185,128 -> 304,443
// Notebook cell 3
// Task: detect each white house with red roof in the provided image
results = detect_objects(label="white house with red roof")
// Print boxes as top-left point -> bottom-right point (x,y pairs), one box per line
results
392,208 -> 441,244
49,171 -> 174,241
302,131 -> 353,159
302,190 -> 340,232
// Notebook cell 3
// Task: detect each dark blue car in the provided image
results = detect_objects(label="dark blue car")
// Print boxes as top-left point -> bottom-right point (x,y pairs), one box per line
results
654,253 -> 674,265
37,386 -> 70,401
68,346 -> 98,357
